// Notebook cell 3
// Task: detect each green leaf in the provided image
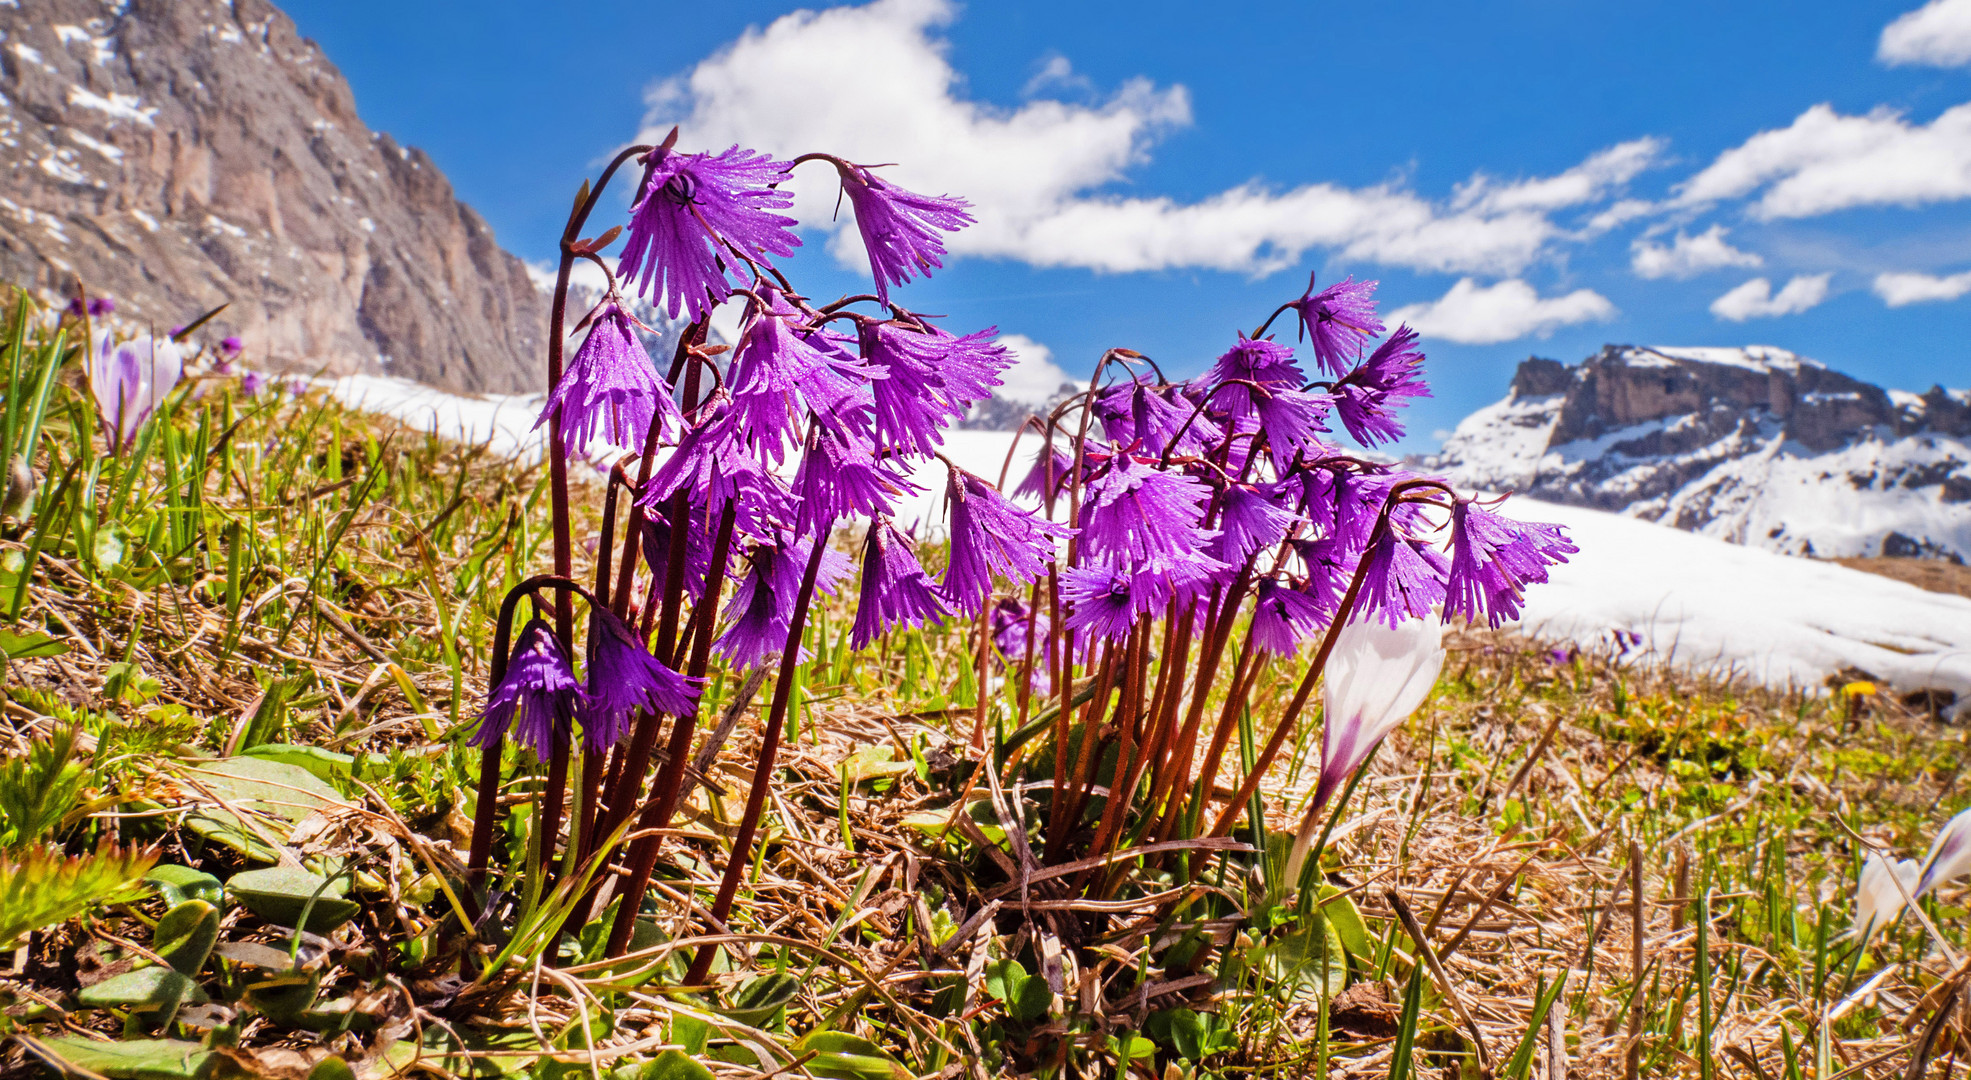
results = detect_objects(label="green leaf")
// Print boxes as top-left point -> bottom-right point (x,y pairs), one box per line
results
24,1036 -> 213,1080
0,842 -> 156,950
790,1032 -> 910,1080
0,627 -> 67,658
153,899 -> 221,975
838,745 -> 914,786
641,1049 -> 713,1080
77,967 -> 209,1012
238,743 -> 355,784
723,972 -> 802,1026
306,1057 -> 356,1080
669,1016 -> 710,1057
226,866 -> 360,932
983,958 -> 1026,1003
144,865 -> 224,907
180,757 -> 346,862
1011,970 -> 1053,1023
1315,884 -> 1373,960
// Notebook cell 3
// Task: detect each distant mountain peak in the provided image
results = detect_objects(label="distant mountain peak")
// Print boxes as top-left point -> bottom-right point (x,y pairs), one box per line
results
0,0 -> 545,393
1428,344 -> 1971,562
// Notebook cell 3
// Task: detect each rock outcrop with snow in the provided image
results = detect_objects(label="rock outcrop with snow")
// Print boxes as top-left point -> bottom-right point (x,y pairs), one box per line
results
1429,344 -> 1971,561
0,0 -> 546,392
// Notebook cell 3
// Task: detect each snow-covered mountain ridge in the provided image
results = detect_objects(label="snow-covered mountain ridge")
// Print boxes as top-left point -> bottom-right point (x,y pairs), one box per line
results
1427,344 -> 1971,562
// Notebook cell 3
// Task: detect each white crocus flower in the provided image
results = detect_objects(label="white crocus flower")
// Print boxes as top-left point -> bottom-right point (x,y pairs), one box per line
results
1282,616 -> 1446,889
1917,807 -> 1971,898
86,332 -> 183,451
1855,853 -> 1920,942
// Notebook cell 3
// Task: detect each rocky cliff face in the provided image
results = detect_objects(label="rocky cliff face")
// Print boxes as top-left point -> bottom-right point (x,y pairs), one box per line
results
0,0 -> 546,392
1429,345 -> 1971,561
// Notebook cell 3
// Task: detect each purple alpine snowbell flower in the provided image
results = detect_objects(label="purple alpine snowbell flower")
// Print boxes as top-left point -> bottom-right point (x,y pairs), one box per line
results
1079,454 -> 1222,570
1252,387 -> 1334,470
1251,579 -> 1328,656
240,371 -> 265,396
852,519 -> 949,650
580,608 -> 701,752
640,402 -> 799,539
836,164 -> 975,304
1215,483 -> 1297,564
1014,443 -> 1074,503
619,145 -> 802,322
1333,325 -> 1431,447
536,301 -> 684,454
221,336 -> 243,356
1442,500 -> 1576,627
1358,527 -> 1451,627
1293,274 -> 1384,376
729,291 -> 870,463
1061,562 -> 1165,639
639,504 -> 720,603
715,535 -> 852,669
476,619 -> 586,763
861,319 -> 1010,455
941,469 -> 1074,615
791,426 -> 911,536
991,597 -> 1054,694
1203,338 -> 1305,422
1095,377 -> 1219,456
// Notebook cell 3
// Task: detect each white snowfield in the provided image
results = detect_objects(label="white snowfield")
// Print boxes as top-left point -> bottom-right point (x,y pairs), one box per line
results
317,377 -> 1971,705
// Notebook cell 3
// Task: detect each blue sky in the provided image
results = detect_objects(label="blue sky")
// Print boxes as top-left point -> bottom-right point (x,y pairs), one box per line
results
282,0 -> 1971,449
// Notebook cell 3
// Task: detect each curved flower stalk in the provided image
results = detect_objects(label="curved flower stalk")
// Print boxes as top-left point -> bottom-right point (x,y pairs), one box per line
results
830,161 -> 974,303
474,618 -> 585,764
87,332 -> 183,451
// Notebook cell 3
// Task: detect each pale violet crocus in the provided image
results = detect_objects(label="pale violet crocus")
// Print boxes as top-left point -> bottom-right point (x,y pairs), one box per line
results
1916,806 -> 1971,897
87,332 -> 183,451
1856,852 -> 1921,943
1283,616 -> 1447,889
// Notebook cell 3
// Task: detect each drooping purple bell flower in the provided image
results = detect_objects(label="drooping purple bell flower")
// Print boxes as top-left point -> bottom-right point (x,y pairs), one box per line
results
1203,338 -> 1305,423
1079,454 -> 1221,571
1333,325 -> 1431,447
1014,443 -> 1074,503
1251,579 -> 1328,656
619,144 -> 801,323
941,469 -> 1074,616
729,294 -> 870,464
1293,274 -> 1384,376
640,502 -> 721,603
990,596 -> 1054,694
476,619 -> 586,763
221,336 -> 243,356
1357,527 -> 1451,627
1061,562 -> 1164,639
1215,483 -> 1297,564
1095,377 -> 1219,456
852,519 -> 949,650
791,426 -> 911,536
715,535 -> 852,669
861,319 -> 1010,456
580,608 -> 701,752
1443,500 -> 1577,627
240,370 -> 265,396
836,164 -> 975,304
1252,387 -> 1334,470
642,402 -> 798,537
535,301 -> 684,454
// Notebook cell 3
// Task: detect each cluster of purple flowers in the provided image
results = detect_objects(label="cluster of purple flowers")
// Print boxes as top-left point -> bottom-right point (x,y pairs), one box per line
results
485,136 -> 1027,759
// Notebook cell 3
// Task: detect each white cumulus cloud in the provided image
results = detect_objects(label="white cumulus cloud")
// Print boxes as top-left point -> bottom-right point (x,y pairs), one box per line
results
1387,279 -> 1616,345
1709,274 -> 1832,321
641,0 -> 1655,279
1676,102 -> 1971,219
1630,225 -> 1763,279
1880,0 -> 1971,66
993,333 -> 1077,404
1874,269 -> 1971,305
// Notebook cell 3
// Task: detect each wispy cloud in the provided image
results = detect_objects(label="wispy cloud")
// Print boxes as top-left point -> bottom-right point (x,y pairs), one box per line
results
641,0 -> 1655,280
1874,268 -> 1971,305
1709,274 -> 1832,320
1676,102 -> 1971,219
1880,0 -> 1971,67
1388,279 -> 1615,345
1630,225 -> 1763,279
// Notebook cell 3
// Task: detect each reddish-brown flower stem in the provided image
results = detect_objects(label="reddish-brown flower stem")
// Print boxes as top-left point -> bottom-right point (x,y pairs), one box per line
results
681,528 -> 833,984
